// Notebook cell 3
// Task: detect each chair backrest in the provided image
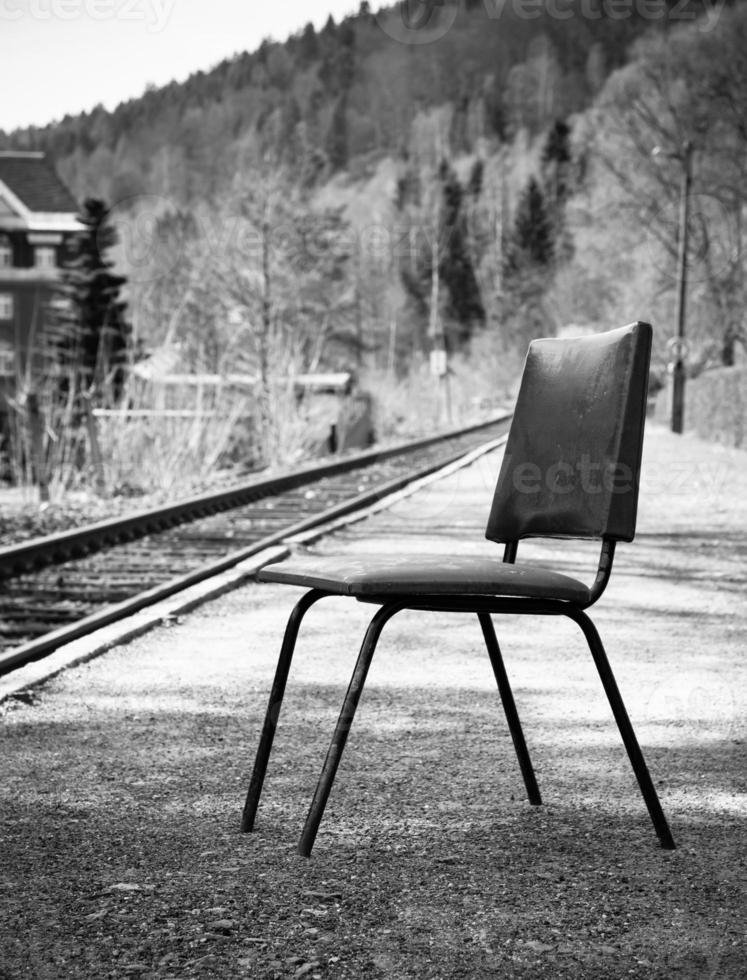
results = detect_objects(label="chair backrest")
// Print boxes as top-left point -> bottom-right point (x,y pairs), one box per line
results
485,322 -> 652,544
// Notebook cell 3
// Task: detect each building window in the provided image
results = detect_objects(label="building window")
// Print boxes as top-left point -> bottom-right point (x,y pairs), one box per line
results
34,246 -> 57,270
0,341 -> 14,376
0,293 -> 14,320
0,236 -> 11,268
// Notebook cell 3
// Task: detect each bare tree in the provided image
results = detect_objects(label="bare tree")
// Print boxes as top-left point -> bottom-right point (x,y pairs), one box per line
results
589,12 -> 747,365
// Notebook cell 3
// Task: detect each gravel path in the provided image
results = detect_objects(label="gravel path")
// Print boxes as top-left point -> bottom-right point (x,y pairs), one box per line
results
1,426 -> 745,979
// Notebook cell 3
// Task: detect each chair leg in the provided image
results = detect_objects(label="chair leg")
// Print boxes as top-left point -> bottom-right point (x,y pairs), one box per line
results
241,589 -> 326,833
478,613 -> 542,806
568,608 -> 676,850
298,600 -> 406,857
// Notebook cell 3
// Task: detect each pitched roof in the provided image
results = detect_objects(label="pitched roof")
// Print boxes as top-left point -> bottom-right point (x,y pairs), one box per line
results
0,152 -> 78,213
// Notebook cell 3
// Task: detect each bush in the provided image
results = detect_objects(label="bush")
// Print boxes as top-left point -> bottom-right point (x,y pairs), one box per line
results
655,366 -> 747,449
685,366 -> 747,449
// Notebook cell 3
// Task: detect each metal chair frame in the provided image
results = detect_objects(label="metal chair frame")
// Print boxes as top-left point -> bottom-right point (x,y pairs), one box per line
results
242,323 -> 676,856
242,538 -> 675,856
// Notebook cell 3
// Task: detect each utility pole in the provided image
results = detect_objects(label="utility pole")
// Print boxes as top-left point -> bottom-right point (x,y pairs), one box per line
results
427,189 -> 451,424
653,140 -> 694,434
671,140 -> 693,435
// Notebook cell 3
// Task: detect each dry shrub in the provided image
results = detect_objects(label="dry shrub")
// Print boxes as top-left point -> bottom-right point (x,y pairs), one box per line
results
252,378 -> 322,470
2,326 -> 521,504
3,370 -> 87,503
361,330 -> 520,442
361,357 -> 445,442
1,367 -> 334,503
93,377 -> 253,496
671,365 -> 747,449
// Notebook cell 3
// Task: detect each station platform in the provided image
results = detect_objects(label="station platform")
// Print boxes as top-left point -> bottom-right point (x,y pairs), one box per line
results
1,426 -> 745,979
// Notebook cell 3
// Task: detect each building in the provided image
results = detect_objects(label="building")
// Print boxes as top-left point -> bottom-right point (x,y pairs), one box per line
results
0,151 -> 81,382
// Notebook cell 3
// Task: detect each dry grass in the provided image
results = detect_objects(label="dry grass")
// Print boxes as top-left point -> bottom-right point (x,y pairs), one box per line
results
1,372 -> 318,504
93,379 -> 253,497
3,375 -> 85,501
3,329 -> 517,508
361,334 -> 520,443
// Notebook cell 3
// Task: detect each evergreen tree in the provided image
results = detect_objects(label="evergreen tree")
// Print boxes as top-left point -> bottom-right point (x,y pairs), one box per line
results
438,160 -> 485,343
542,119 -> 571,198
504,177 -> 554,275
51,198 -> 130,401
468,158 -> 484,198
279,95 -> 303,167
397,161 -> 485,353
501,177 -> 554,346
541,118 -> 574,261
319,17 -> 355,93
298,22 -> 319,65
325,96 -> 349,171
337,22 -> 356,90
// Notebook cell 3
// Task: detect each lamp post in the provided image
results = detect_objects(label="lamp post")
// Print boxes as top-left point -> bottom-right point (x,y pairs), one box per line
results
654,140 -> 694,434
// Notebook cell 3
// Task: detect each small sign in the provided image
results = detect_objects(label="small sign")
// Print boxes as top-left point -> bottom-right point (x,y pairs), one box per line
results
430,348 -> 447,377
666,337 -> 691,363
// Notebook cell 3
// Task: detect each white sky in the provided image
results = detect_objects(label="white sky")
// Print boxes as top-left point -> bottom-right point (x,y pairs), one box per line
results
0,1 -> 360,131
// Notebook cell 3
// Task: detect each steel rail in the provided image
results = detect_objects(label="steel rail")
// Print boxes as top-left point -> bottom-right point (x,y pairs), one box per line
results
0,413 -> 510,580
0,421 -> 511,676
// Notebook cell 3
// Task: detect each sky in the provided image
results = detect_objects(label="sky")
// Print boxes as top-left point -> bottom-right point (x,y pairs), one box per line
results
0,1 -> 360,131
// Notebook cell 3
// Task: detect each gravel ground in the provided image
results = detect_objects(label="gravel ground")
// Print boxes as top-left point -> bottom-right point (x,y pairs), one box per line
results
0,426 -> 745,980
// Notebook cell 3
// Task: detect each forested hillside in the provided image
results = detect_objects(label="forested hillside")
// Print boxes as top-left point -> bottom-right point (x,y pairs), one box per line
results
2,2 -> 689,204
2,0 -> 744,421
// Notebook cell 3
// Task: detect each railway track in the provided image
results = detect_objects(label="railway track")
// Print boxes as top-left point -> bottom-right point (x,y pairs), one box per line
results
0,415 -> 511,676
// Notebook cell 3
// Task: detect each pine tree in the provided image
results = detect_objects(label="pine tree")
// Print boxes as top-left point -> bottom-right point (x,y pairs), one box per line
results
51,198 -> 130,401
541,118 -> 574,262
297,22 -> 319,65
438,160 -> 485,344
325,96 -> 349,172
319,17 -> 355,93
468,159 -> 484,198
501,177 -> 555,347
397,161 -> 485,353
279,95 -> 303,167
504,177 -> 554,276
542,119 -> 571,200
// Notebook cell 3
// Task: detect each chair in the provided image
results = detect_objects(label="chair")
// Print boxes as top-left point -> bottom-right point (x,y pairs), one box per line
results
242,322 -> 675,857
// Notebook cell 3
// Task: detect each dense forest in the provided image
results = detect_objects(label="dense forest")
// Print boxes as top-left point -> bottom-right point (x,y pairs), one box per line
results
3,0 -> 745,423
3,1 -> 687,201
